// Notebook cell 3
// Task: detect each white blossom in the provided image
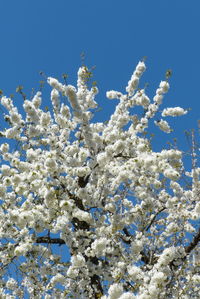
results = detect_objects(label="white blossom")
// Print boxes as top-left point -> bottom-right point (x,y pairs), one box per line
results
14,242 -> 32,256
47,77 -> 63,92
154,119 -> 172,133
106,90 -> 123,100
126,61 -> 146,96
162,107 -> 188,117
118,293 -> 136,299
49,273 -> 65,286
108,283 -> 123,299
164,167 -> 180,180
91,237 -> 108,256
0,143 -> 9,153
0,61 -> 198,299
159,80 -> 169,93
71,254 -> 85,267
73,209 -> 92,223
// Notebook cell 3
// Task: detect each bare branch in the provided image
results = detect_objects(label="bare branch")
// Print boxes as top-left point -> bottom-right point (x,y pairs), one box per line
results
145,207 -> 166,232
185,226 -> 200,255
36,236 -> 65,245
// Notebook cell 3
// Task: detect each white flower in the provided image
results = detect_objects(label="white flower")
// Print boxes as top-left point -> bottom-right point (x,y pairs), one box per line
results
128,265 -> 142,280
76,166 -> 90,176
97,152 -> 108,166
12,174 -> 21,185
154,119 -> 171,133
50,273 -> 65,286
119,293 -> 136,299
40,112 -> 51,126
106,90 -> 123,99
60,104 -> 70,118
166,223 -> 179,235
195,202 -> 200,215
91,237 -> 108,256
71,254 -> 85,267
157,247 -> 176,266
1,164 -> 11,176
67,266 -> 79,278
126,61 -> 146,96
32,91 -> 42,108
105,203 -> 116,213
0,143 -> 9,153
134,90 -> 150,108
3,177 -> 12,186
192,274 -> 200,283
185,223 -> 195,233
51,215 -> 69,233
164,168 -> 180,180
161,149 -> 182,160
23,100 -> 38,120
5,127 -> 21,139
51,88 -> 60,111
153,94 -> 163,105
14,243 -> 32,256
0,185 -> 6,197
64,85 -> 79,110
159,81 -> 169,93
73,209 -> 92,223
148,285 -> 159,296
6,278 -> 17,290
44,187 -> 55,204
45,157 -> 57,169
10,110 -> 22,124
151,271 -> 166,284
47,77 -> 63,92
1,96 -> 14,110
108,283 -> 123,299
162,107 -> 187,117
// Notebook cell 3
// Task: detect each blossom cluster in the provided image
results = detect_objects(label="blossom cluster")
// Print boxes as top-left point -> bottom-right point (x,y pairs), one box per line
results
0,61 -> 199,298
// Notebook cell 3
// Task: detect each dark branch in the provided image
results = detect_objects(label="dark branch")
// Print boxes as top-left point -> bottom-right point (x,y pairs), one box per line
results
67,190 -> 86,211
145,207 -> 166,232
78,174 -> 90,188
36,236 -> 65,245
91,274 -> 103,299
120,227 -> 132,244
185,226 -> 200,255
72,217 -> 90,230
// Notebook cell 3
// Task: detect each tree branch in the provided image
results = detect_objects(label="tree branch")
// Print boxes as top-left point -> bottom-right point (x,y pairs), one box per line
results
145,207 -> 166,232
36,236 -> 65,245
67,190 -> 86,211
185,226 -> 200,255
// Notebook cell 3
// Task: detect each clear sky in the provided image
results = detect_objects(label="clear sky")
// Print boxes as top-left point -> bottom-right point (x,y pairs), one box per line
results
0,0 -> 199,149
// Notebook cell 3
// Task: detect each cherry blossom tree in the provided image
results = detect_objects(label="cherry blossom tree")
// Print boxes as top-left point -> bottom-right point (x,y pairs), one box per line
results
0,61 -> 200,298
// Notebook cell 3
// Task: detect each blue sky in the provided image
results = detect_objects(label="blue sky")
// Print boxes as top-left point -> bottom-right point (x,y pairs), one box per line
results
0,0 -> 199,148
1,0 -> 200,157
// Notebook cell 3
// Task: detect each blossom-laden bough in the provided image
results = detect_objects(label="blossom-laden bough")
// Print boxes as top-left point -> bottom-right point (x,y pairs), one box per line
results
0,61 -> 199,299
